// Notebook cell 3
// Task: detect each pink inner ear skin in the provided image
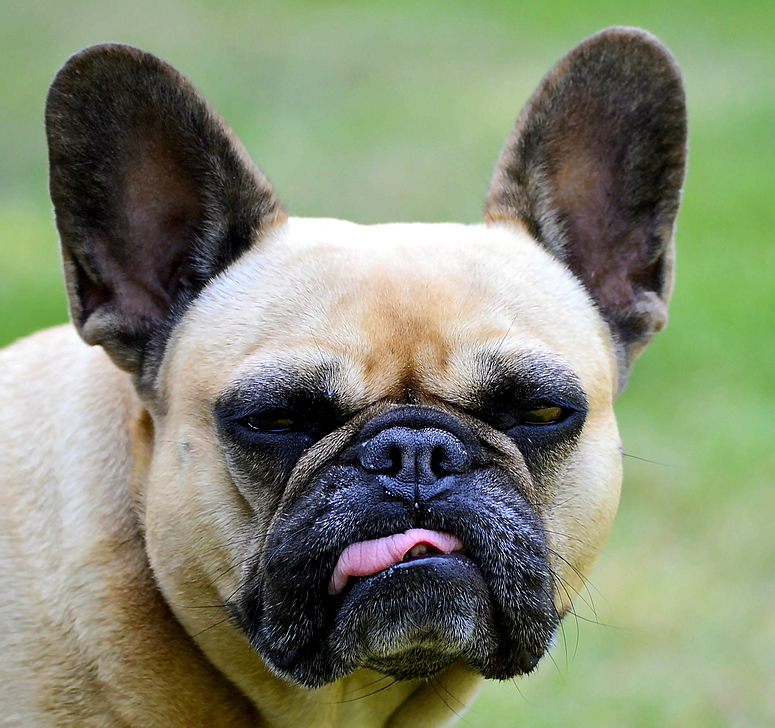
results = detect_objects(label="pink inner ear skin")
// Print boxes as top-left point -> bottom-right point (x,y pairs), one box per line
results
328,529 -> 464,595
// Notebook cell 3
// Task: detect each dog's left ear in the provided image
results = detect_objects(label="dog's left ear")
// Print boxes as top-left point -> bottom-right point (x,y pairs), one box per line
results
485,27 -> 687,387
46,44 -> 286,386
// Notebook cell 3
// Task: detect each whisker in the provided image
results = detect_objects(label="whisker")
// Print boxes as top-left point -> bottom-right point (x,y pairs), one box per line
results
340,674 -> 394,697
428,679 -> 463,725
191,615 -> 233,638
623,452 -> 685,469
434,672 -> 482,716
327,678 -> 400,704
509,676 -> 531,706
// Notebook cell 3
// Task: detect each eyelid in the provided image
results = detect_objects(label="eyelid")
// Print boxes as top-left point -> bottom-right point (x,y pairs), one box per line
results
518,405 -> 566,424
243,413 -> 296,431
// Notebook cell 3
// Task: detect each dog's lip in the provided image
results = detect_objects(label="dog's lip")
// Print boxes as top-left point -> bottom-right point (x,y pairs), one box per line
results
328,528 -> 464,595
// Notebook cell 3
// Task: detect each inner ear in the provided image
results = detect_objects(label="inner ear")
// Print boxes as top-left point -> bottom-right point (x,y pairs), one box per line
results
46,43 -> 286,384
100,134 -> 205,322
485,27 -> 687,379
548,88 -> 679,312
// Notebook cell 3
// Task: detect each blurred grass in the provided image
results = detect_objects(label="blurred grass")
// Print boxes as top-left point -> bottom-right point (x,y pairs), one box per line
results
1,0 -> 772,726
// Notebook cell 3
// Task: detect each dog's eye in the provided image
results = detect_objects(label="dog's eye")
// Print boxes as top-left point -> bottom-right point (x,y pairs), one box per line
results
518,406 -> 564,424
242,414 -> 296,433
491,403 -> 572,430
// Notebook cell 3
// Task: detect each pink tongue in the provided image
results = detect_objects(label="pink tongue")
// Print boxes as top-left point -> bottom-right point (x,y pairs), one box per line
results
328,528 -> 464,595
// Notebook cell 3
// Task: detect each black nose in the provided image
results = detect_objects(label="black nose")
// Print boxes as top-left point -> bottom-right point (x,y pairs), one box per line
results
358,425 -> 472,503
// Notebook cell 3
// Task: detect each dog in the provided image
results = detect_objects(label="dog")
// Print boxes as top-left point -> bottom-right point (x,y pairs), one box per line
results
0,26 -> 686,727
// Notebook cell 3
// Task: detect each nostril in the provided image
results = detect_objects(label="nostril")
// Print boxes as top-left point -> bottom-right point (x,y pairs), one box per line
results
385,444 -> 402,478
359,436 -> 404,476
430,445 -> 450,478
429,435 -> 470,477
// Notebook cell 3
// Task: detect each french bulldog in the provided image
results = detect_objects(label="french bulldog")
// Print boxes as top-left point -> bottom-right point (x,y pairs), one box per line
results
0,26 -> 686,727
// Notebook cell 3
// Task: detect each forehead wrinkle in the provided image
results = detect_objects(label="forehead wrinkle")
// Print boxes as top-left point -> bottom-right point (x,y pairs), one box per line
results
354,272 -> 461,399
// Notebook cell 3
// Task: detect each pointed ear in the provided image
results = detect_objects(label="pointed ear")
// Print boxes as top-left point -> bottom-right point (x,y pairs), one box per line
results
46,44 -> 286,384
485,27 -> 687,384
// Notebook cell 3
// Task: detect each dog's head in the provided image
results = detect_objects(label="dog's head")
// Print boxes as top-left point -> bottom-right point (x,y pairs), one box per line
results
46,28 -> 686,688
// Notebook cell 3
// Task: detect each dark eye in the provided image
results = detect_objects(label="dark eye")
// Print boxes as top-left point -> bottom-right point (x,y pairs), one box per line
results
489,402 -> 575,431
518,405 -> 565,424
242,413 -> 297,433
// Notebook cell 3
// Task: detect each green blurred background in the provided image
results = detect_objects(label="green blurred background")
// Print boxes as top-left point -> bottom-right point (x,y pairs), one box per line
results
1,0 -> 772,725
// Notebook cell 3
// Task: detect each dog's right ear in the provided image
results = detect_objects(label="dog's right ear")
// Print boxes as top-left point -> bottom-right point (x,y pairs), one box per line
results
46,44 -> 286,386
485,27 -> 687,390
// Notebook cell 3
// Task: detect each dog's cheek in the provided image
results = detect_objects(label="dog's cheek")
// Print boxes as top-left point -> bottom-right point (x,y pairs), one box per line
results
218,446 -> 291,532
143,425 -> 255,621
544,411 -> 622,614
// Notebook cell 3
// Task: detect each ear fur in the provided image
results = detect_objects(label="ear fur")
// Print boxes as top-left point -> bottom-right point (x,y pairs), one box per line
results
46,44 -> 286,389
485,27 -> 687,386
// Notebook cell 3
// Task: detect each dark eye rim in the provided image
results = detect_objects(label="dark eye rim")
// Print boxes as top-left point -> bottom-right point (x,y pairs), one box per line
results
230,405 -> 344,441
237,409 -> 301,435
516,403 -> 571,425
241,413 -> 296,433
489,399 -> 586,431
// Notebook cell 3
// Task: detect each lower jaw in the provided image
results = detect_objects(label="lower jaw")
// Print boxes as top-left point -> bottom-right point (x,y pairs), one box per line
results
327,555 -> 498,680
254,555 -> 555,686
